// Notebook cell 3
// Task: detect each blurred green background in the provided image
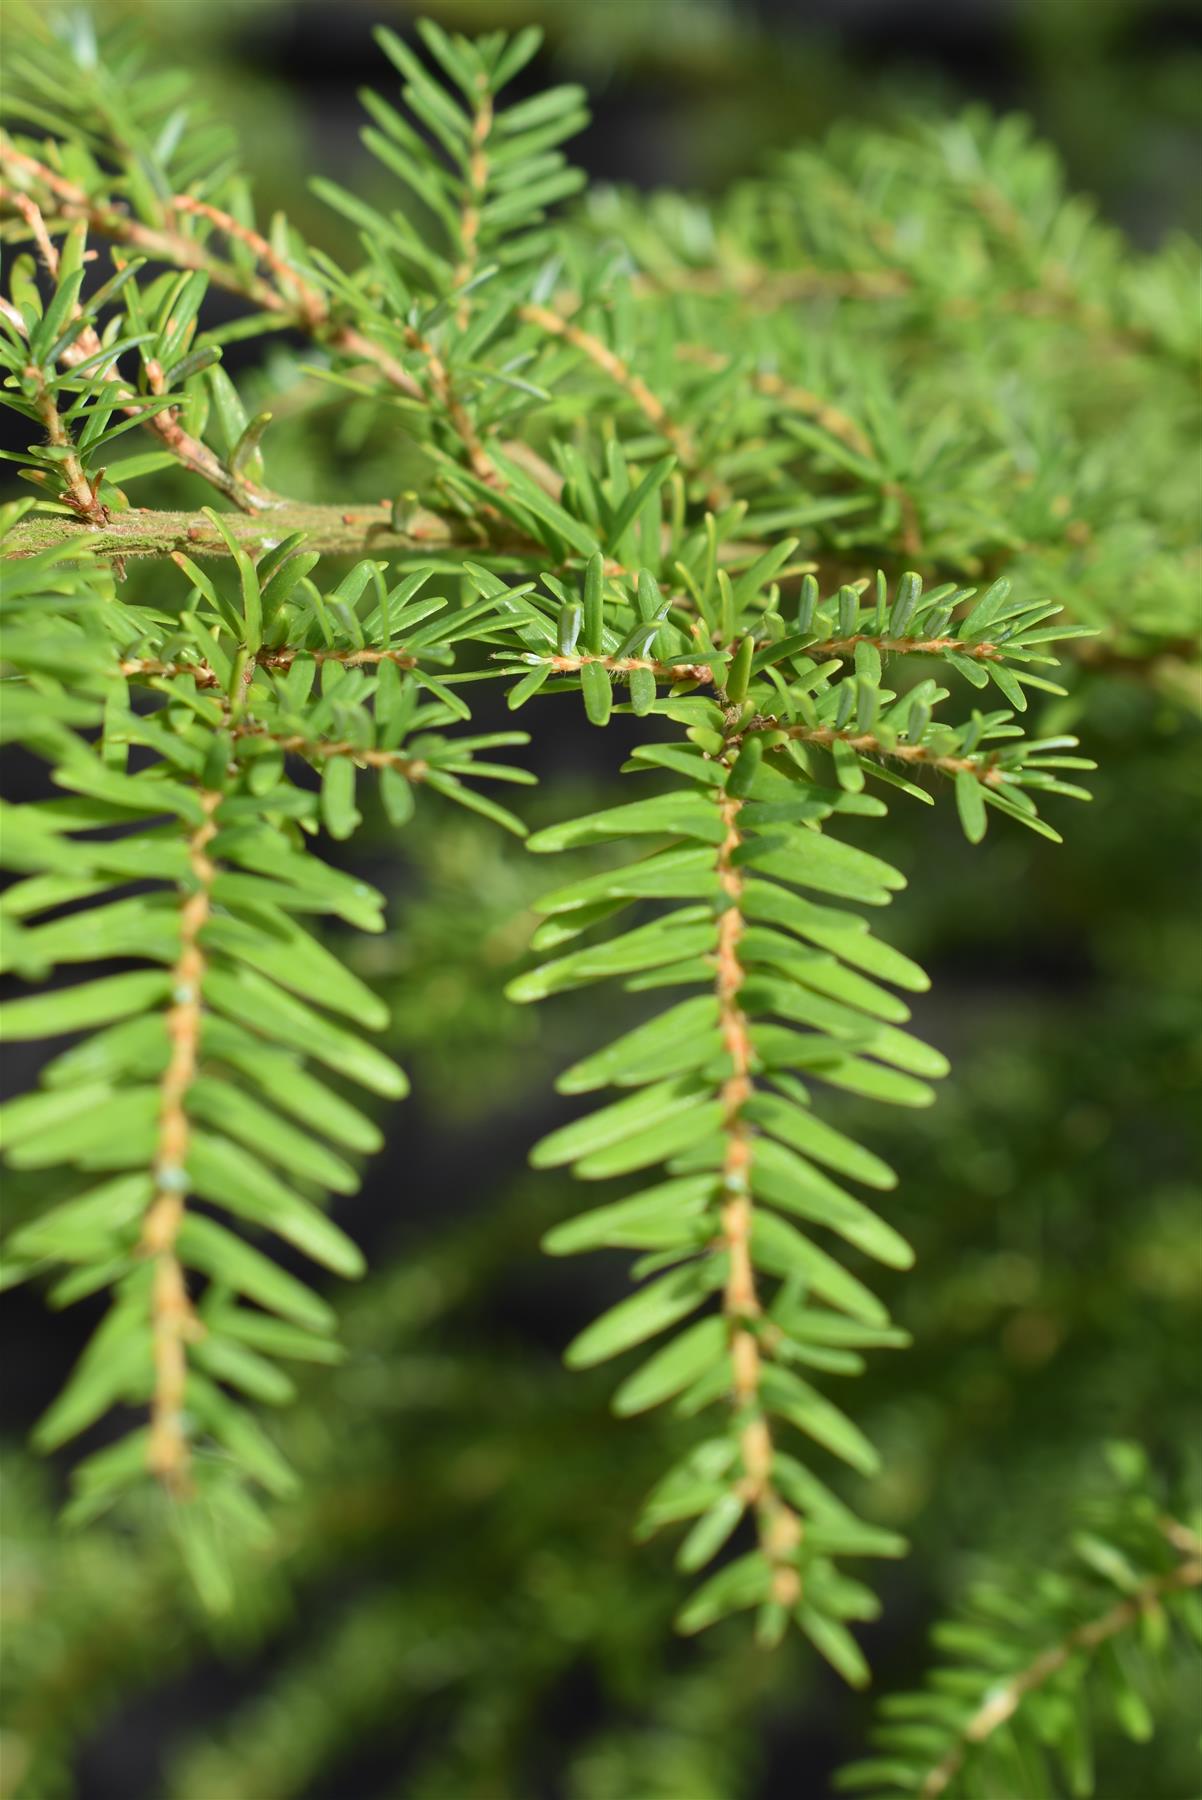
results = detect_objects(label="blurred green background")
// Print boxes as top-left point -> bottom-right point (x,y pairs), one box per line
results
1,3 -> 1199,1797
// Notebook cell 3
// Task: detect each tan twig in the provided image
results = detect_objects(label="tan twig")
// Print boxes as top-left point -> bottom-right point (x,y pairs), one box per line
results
12,185 -> 59,272
1,167 -> 515,508
452,75 -> 493,324
1,140 -> 285,310
1160,1514 -> 1202,1559
7,196 -> 108,524
261,645 -> 419,673
169,194 -> 326,329
402,321 -> 499,486
519,300 -> 697,471
637,254 -> 1163,357
3,141 -> 566,455
714,784 -> 804,1606
888,483 -> 924,558
119,656 -> 223,690
165,192 -> 432,402
637,266 -> 910,308
662,222 -> 927,547
0,141 -> 425,402
782,720 -> 1005,786
139,791 -> 221,1496
0,188 -> 274,511
674,344 -> 875,463
806,633 -> 1003,662
120,644 -> 419,689
229,720 -> 428,780
542,650 -> 717,683
22,359 -> 108,523
680,330 -> 922,552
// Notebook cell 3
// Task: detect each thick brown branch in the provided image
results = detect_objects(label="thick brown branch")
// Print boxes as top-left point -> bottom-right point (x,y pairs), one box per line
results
544,650 -> 717,683
2,501 -> 494,560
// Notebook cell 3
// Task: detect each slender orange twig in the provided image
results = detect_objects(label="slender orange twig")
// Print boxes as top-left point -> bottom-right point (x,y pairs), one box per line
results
452,74 -> 493,324
714,786 -> 804,1605
140,792 -> 221,1495
519,300 -> 697,470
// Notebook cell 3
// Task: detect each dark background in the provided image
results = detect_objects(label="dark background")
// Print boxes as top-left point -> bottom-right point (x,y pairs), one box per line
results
2,3 -> 1200,1798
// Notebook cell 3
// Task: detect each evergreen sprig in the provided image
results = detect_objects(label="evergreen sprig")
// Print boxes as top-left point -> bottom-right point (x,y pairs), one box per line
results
0,493 -> 534,1580
840,1447 -> 1202,1798
498,549 -> 1091,1663
0,4 -> 1196,1704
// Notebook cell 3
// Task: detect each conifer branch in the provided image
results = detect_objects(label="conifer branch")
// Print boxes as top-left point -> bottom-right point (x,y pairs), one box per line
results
641,266 -> 911,307
168,194 -> 328,332
0,189 -> 276,510
918,1550 -> 1202,1798
137,354 -> 273,511
0,139 -> 287,311
1,11 -> 1191,1661
0,140 -> 429,402
2,193 -> 108,521
257,646 -> 421,673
